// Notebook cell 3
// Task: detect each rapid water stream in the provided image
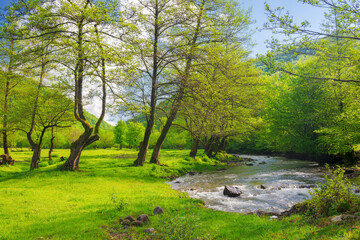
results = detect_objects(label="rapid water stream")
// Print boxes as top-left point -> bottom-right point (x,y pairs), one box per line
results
169,155 -> 326,213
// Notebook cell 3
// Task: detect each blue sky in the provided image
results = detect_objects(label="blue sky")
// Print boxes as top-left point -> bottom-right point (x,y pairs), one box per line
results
241,0 -> 326,55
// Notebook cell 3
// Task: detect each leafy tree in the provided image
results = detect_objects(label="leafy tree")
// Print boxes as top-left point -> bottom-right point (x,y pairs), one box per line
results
126,122 -> 145,149
178,43 -> 264,158
122,0 -> 192,166
25,0 -> 127,170
264,58 -> 340,156
0,1 -> 27,156
149,0 -> 252,164
261,0 -> 360,160
114,120 -> 127,149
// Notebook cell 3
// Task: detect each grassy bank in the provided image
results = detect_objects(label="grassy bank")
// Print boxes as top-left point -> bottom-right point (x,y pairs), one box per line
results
0,148 -> 359,239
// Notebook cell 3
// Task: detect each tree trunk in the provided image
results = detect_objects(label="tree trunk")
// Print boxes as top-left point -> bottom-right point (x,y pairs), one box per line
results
150,110 -> 177,164
134,120 -> 154,166
149,0 -> 205,165
30,144 -> 41,169
2,130 -> 9,155
219,137 -> 227,152
189,137 -> 199,158
134,1 -> 160,166
62,129 -> 99,171
48,127 -> 55,162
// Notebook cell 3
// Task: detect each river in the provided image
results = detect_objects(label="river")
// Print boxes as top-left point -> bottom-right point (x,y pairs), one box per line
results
169,155 -> 327,214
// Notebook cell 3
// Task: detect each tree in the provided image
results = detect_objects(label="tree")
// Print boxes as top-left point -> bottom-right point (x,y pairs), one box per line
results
114,120 -> 127,149
261,0 -> 360,160
264,58 -> 340,156
149,0 -> 252,164
262,0 -> 360,84
123,0 -> 192,166
126,122 -> 145,149
0,1 -> 26,156
178,43 -> 264,158
17,80 -> 73,169
24,0 -> 127,170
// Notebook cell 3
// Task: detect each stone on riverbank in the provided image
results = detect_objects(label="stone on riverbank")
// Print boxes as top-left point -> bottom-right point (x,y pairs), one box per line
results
223,185 -> 242,197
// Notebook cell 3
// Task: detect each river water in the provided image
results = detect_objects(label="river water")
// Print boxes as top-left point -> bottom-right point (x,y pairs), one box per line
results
169,155 -> 326,214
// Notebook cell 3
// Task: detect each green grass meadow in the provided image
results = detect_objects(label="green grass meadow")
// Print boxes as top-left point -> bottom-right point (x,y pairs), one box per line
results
0,148 -> 359,239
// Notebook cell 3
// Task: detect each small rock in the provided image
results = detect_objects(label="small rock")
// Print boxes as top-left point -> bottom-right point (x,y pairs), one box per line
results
331,215 -> 343,223
137,214 -> 149,223
217,168 -> 227,171
190,188 -> 197,191
270,215 -> 278,219
133,220 -> 143,226
298,184 -> 316,189
153,206 -> 164,214
188,171 -> 195,176
124,215 -> 136,222
144,228 -> 155,234
260,184 -> 267,189
259,161 -> 266,165
122,219 -> 131,226
246,163 -> 253,166
355,188 -> 360,193
223,185 -> 242,197
175,181 -> 181,183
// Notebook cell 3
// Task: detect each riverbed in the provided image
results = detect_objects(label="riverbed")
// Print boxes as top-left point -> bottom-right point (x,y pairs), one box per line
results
169,155 -> 326,213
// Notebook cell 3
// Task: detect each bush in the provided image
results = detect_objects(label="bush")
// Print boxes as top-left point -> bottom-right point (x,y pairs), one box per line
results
306,165 -> 357,217
214,151 -> 234,161
201,155 -> 211,162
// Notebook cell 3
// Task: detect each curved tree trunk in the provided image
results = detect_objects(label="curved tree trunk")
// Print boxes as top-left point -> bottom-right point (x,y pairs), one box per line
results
189,137 -> 199,158
62,20 -> 105,170
150,111 -> 177,164
62,129 -> 99,170
30,144 -> 41,169
134,118 -> 154,166
29,126 -> 48,170
149,0 -> 205,165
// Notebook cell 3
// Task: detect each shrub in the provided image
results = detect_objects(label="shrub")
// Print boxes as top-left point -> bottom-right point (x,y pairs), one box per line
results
306,165 -> 357,217
109,193 -> 128,212
201,155 -> 211,162
214,151 -> 234,161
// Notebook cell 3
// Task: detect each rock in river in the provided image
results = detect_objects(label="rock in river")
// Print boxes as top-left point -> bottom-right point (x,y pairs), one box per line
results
223,185 -> 242,197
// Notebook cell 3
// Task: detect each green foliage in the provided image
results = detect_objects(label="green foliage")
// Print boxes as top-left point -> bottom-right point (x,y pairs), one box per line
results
201,155 -> 211,162
306,165 -> 358,217
114,120 -> 127,148
262,58 -> 340,155
126,122 -> 145,149
94,130 -> 115,149
214,151 -> 233,161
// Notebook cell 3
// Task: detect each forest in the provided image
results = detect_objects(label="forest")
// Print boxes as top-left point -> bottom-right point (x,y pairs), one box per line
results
1,0 -> 360,239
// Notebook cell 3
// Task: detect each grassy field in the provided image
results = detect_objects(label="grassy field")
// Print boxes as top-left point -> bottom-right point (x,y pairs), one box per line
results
0,148 -> 359,239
